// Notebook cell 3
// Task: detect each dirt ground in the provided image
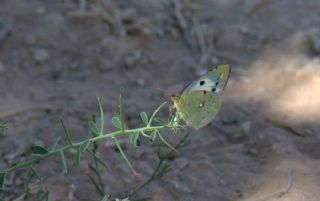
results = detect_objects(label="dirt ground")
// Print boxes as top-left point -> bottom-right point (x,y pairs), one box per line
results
1,0 -> 320,200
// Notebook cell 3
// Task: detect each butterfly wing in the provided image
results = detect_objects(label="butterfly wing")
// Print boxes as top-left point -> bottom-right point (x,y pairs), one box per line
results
175,91 -> 222,129
183,64 -> 230,95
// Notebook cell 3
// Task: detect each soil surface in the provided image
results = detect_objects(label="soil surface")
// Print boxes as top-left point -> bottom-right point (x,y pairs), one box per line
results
1,0 -> 320,201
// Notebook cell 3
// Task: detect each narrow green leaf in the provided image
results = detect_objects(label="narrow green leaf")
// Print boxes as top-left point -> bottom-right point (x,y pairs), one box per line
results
140,112 -> 149,125
30,166 -> 41,180
149,130 -> 157,144
75,150 -> 81,166
148,101 -> 167,126
50,136 -> 61,152
60,119 -> 73,145
157,130 -> 175,150
97,96 -> 104,135
33,146 -> 49,155
0,120 -> 8,133
60,151 -> 68,174
75,140 -> 91,166
80,140 -> 91,152
129,131 -> 140,147
119,94 -> 125,131
87,149 -> 108,169
36,188 -> 49,201
111,116 -> 121,129
89,121 -> 99,135
114,137 -> 137,174
0,172 -> 6,188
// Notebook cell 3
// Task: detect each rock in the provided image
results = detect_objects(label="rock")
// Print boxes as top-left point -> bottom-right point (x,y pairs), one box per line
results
240,121 -> 251,135
33,48 -> 49,63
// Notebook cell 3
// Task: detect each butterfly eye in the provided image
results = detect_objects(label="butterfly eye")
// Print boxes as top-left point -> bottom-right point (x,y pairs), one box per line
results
200,81 -> 205,86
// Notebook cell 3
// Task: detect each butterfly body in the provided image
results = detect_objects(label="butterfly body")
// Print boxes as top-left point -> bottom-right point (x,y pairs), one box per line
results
171,64 -> 230,129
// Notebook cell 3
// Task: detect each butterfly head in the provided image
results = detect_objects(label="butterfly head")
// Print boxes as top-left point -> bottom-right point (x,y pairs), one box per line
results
170,93 -> 181,104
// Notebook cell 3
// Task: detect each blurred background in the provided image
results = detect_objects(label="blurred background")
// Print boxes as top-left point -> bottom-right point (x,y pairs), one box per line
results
1,0 -> 320,200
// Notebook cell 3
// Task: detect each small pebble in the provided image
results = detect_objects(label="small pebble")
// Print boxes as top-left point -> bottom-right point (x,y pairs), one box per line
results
124,49 -> 142,69
248,147 -> 258,156
69,148 -> 77,154
33,48 -> 49,63
33,140 -> 45,147
4,152 -> 17,164
211,56 -> 219,65
239,25 -> 250,35
136,78 -> 145,86
240,121 -> 251,135
37,7 -> 46,14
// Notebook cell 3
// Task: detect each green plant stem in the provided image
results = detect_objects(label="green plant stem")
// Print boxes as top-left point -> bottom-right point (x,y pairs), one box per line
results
157,132 -> 175,150
128,133 -> 190,200
113,137 -> 137,175
2,125 -> 183,175
148,102 -> 167,127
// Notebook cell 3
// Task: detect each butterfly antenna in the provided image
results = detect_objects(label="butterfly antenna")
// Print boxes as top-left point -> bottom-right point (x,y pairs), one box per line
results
156,87 -> 168,94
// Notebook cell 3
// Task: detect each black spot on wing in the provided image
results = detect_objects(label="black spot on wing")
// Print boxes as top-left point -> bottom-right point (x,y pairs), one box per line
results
200,80 -> 205,86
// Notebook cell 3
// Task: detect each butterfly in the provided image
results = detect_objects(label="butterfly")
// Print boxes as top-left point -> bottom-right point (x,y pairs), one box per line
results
171,64 -> 231,129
